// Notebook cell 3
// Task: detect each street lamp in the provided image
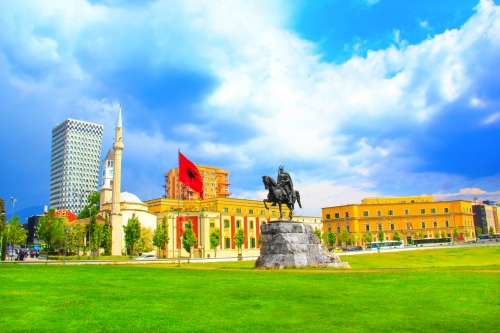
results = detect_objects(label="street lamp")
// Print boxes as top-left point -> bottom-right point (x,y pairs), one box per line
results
10,197 -> 16,220
88,207 -> 92,260
64,226 -> 73,265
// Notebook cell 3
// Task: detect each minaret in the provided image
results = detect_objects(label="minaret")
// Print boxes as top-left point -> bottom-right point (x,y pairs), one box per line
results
110,105 -> 124,255
99,147 -> 114,206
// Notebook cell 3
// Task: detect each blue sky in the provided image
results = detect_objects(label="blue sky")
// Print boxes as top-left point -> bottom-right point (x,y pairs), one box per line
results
1,0 -> 499,218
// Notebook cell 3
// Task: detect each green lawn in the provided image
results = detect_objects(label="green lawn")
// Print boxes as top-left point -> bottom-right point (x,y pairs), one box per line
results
1,246 -> 499,332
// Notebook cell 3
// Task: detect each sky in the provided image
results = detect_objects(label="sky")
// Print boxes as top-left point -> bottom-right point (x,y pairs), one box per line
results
1,0 -> 499,218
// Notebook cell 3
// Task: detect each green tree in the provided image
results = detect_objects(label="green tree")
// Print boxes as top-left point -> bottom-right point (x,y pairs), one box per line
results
0,198 -> 7,261
339,229 -> 350,246
181,220 -> 197,258
209,228 -> 221,258
453,226 -> 460,241
488,226 -> 495,237
392,231 -> 402,241
324,231 -> 336,247
102,214 -> 111,256
363,233 -> 373,245
233,228 -> 246,257
476,226 -> 482,237
88,212 -> 103,258
37,209 -> 66,252
77,192 -> 100,219
350,233 -> 357,247
441,230 -> 446,238
153,216 -> 170,258
7,215 -> 27,257
123,216 -> 142,258
137,226 -> 154,254
314,228 -> 322,242
378,230 -> 385,242
464,228 -> 471,241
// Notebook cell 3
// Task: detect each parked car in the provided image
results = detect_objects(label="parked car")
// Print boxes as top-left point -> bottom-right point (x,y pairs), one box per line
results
330,247 -> 343,253
354,246 -> 363,251
134,254 -> 157,260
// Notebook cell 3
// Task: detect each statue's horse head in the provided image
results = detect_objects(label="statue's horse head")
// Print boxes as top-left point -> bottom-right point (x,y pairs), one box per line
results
262,175 -> 277,190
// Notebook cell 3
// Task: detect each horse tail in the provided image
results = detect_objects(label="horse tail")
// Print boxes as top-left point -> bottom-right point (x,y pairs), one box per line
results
295,190 -> 302,209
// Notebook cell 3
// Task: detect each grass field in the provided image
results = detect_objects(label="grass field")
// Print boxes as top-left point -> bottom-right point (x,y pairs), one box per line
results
1,246 -> 499,332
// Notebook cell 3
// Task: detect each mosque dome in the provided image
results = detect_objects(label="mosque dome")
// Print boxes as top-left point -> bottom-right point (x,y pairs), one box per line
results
106,191 -> 143,204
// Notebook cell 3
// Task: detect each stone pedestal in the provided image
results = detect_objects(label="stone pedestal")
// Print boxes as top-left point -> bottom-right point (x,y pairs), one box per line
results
255,221 -> 350,269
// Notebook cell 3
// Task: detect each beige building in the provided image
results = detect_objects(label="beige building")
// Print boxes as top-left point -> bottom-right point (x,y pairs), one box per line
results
294,215 -> 323,232
163,165 -> 231,199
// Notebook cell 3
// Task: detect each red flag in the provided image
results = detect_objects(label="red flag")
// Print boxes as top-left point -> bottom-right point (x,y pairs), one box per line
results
179,152 -> 204,198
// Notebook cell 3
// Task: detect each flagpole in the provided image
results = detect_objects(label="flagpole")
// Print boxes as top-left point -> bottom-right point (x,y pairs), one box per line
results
177,148 -> 181,265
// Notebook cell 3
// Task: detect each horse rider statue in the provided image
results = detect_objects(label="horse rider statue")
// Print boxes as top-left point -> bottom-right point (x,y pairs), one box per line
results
275,165 -> 295,206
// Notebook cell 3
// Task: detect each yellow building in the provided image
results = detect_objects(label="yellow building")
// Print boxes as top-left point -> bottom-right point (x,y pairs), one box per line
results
322,196 -> 475,246
163,165 -> 231,199
146,197 -> 290,258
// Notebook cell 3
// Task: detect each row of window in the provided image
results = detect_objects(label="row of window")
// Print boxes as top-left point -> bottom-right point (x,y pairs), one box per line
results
218,220 -> 258,229
329,220 -> 457,232
221,237 -> 257,249
327,207 -> 458,219
221,207 -> 284,216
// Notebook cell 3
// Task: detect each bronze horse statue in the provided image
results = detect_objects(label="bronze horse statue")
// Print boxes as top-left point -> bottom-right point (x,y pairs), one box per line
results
262,175 -> 302,220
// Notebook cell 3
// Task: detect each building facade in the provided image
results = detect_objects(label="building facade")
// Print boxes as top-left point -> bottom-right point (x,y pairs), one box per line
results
163,165 -> 231,199
50,118 -> 103,215
473,203 -> 499,235
322,196 -> 475,246
146,197 -> 290,258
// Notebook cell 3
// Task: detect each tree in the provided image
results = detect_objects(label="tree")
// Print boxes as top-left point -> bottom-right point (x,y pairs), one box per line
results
77,192 -> 100,219
453,226 -> 460,241
123,216 -> 141,258
339,229 -> 349,247
7,215 -> 27,257
476,226 -> 482,237
324,231 -> 336,247
233,228 -> 246,258
392,231 -> 402,241
209,228 -> 221,258
378,230 -> 385,242
37,209 -> 66,252
0,198 -> 7,261
488,226 -> 495,237
153,216 -> 170,258
102,214 -> 111,256
363,233 -> 373,245
314,228 -> 322,242
88,212 -> 103,258
350,233 -> 357,247
181,220 -> 197,258
137,226 -> 154,254
441,230 -> 446,238
464,229 -> 471,241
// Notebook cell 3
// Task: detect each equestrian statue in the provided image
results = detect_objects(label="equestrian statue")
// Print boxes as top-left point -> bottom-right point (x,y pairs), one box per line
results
262,166 -> 302,220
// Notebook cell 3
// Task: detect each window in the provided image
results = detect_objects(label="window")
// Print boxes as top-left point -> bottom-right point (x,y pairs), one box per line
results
345,212 -> 350,217
184,223 -> 189,228
378,224 -> 383,231
445,220 -> 450,227
346,225 -> 350,232
236,220 -> 241,228
420,209 -> 426,214
391,224 -> 395,231
406,223 -> 411,230
249,209 -> 254,214
422,222 -> 426,229
261,210 -> 265,215
404,209 -> 409,215
444,207 -> 449,213
365,224 -> 370,231
236,208 -> 241,213
250,238 -> 256,248
210,223 -> 215,228
363,211 -> 369,217
224,220 -> 230,228
272,211 -> 276,216
326,213 -> 331,219
337,226 -> 341,233
433,221 -> 438,228
250,221 -> 254,229
431,208 -> 436,214
388,210 -> 394,216
224,238 -> 230,249
223,207 -> 228,213
377,210 -> 381,216
327,225 -> 332,232
335,213 -> 340,218
282,212 -> 287,217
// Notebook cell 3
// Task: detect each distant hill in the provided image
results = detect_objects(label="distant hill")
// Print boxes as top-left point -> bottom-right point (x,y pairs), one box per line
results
13,206 -> 45,223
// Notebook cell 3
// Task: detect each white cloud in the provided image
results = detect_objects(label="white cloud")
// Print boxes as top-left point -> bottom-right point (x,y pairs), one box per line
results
433,188 -> 500,202
483,112 -> 500,125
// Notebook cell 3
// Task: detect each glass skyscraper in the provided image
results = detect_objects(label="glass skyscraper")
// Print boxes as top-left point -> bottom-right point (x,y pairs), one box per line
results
50,118 -> 103,215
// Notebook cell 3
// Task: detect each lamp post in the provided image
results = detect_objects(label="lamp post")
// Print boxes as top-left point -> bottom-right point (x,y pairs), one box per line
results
10,197 -> 16,220
88,207 -> 92,260
64,226 -> 72,265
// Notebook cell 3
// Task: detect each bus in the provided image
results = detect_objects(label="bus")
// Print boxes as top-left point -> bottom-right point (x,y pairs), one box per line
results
413,237 -> 451,247
370,240 -> 404,250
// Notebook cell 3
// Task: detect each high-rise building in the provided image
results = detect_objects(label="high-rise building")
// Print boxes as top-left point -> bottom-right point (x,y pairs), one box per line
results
49,118 -> 103,215
163,165 -> 231,199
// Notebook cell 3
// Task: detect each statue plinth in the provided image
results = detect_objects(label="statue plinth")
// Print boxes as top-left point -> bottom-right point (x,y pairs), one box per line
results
255,222 -> 350,269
